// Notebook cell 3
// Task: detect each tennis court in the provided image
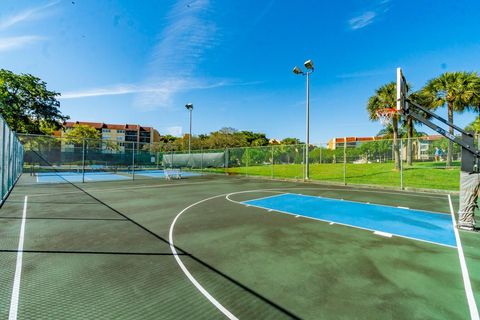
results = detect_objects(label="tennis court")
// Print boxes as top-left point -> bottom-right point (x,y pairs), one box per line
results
1,172 -> 479,319
32,167 -> 201,183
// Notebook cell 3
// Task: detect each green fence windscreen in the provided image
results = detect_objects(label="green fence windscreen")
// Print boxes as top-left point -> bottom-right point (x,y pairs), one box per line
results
0,115 -> 24,204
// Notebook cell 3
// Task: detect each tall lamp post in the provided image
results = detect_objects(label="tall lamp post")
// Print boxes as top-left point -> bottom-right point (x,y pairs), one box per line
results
185,103 -> 193,154
293,60 -> 314,180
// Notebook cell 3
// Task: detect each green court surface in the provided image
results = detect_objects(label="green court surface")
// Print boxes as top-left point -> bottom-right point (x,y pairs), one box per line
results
1,174 -> 479,319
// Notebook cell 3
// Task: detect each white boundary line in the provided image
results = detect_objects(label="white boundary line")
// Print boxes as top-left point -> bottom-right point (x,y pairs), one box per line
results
286,193 -> 449,216
8,196 -> 28,320
234,195 -> 456,249
447,194 -> 479,320
169,193 -> 239,320
23,181 -> 449,201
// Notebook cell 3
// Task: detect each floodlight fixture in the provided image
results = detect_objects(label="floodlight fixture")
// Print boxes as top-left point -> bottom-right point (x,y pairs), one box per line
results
304,59 -> 314,71
185,103 -> 193,111
293,66 -> 304,75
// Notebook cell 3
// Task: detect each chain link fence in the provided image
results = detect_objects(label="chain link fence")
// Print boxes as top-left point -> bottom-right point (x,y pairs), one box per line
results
0,115 -> 24,204
18,133 -> 461,190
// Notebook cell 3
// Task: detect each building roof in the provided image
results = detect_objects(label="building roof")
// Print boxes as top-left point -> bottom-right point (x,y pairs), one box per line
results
64,121 -> 104,129
333,136 -> 380,143
64,121 -> 152,131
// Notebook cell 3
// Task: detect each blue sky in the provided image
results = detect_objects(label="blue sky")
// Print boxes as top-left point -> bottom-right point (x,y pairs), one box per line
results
1,0 -> 480,143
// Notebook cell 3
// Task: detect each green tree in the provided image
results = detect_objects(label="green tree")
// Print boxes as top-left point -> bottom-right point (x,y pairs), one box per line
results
465,116 -> 480,146
206,128 -> 247,148
281,137 -> 301,145
64,124 -> 101,145
367,82 -> 401,170
421,72 -> 480,166
0,69 -> 68,133
241,131 -> 269,146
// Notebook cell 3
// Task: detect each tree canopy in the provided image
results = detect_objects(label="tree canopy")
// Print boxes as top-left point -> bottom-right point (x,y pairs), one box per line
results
64,124 -> 101,144
281,137 -> 301,145
0,69 -> 68,133
367,82 -> 401,169
420,72 -> 480,165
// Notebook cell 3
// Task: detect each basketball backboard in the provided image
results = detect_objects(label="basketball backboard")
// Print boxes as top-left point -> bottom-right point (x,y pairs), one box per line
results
396,67 -> 408,113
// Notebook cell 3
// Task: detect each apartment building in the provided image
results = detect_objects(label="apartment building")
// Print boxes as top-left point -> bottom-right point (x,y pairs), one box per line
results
60,121 -> 161,152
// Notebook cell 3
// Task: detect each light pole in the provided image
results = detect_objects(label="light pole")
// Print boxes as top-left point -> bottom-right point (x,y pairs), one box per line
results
293,60 -> 314,180
185,103 -> 193,154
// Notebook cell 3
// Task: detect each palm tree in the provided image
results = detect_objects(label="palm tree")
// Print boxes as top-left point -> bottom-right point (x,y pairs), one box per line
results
403,91 -> 428,166
367,82 -> 401,170
421,72 -> 480,166
464,115 -> 480,146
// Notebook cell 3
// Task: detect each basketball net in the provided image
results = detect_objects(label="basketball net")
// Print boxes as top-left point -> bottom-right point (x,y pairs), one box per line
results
376,108 -> 397,125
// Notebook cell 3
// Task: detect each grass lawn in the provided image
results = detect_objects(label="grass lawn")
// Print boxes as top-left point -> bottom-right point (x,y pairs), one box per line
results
208,162 -> 460,191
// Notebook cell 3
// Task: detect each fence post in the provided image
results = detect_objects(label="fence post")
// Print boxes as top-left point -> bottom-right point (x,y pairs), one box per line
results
343,137 -> 347,185
132,142 -> 136,180
12,137 -> 16,185
1,121 -> 5,199
224,148 -> 228,174
82,139 -> 86,183
400,139 -> 404,190
7,130 -> 11,187
302,144 -> 306,181
246,148 -> 249,177
271,145 -> 274,179
200,147 -> 204,173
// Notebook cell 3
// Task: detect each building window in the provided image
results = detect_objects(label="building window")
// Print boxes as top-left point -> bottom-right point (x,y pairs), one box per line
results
117,136 -> 124,141
117,130 -> 125,133
102,129 -> 111,133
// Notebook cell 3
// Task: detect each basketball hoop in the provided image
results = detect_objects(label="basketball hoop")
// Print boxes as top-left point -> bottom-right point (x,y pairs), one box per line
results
376,108 -> 397,125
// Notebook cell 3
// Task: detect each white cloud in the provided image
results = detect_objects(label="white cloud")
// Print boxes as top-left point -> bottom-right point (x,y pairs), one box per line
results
348,0 -> 390,30
133,0 -> 218,109
0,1 -> 59,31
0,36 -> 43,52
349,11 -> 376,30
60,78 -> 232,101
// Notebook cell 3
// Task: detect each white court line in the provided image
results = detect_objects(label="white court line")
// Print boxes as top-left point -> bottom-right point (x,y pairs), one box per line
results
9,196 -> 28,320
374,231 -> 392,238
448,194 -> 479,320
290,193 -> 448,215
231,193 -> 456,249
169,194 -> 239,320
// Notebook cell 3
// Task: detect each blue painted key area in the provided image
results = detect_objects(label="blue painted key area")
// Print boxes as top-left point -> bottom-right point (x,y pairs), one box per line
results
243,193 -> 456,247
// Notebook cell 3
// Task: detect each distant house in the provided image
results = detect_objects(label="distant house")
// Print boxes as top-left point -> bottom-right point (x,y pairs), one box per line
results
57,121 -> 161,153
327,136 -> 382,150
327,135 -> 446,160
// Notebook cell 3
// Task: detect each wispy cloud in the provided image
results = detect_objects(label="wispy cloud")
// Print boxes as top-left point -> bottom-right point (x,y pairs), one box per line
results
349,11 -> 377,30
133,0 -> 219,110
348,0 -> 390,30
60,79 -> 236,100
0,1 -> 59,31
0,36 -> 43,52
